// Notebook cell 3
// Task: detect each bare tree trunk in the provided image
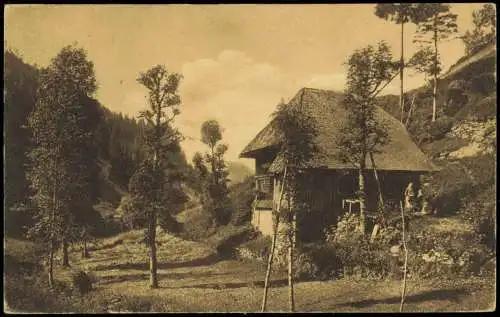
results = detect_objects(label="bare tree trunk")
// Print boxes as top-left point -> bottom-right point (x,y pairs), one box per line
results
400,21 -> 405,122
49,180 -> 56,288
149,208 -> 158,289
369,152 -> 384,208
369,152 -> 386,226
62,238 -> 69,267
405,94 -> 417,128
358,165 -> 366,234
399,201 -> 408,312
49,240 -> 55,289
288,206 -> 296,312
261,214 -> 280,312
261,166 -> 287,312
432,14 -> 438,122
149,96 -> 161,289
82,240 -> 89,259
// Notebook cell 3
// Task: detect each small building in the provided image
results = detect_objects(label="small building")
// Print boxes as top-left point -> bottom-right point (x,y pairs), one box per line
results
240,88 -> 437,242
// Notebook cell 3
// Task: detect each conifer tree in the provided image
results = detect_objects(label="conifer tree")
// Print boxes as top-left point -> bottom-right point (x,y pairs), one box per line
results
410,3 -> 458,122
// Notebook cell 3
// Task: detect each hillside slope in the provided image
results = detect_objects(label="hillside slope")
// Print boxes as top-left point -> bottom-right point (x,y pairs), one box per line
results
227,161 -> 254,185
440,43 -> 496,80
377,44 -> 496,229
378,44 -> 496,158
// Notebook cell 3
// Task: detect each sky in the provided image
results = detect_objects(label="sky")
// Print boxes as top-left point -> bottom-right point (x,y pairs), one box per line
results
4,4 -> 487,170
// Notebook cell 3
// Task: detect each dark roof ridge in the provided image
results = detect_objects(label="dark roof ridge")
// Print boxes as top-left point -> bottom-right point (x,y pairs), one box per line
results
297,87 -> 407,130
299,87 -> 344,94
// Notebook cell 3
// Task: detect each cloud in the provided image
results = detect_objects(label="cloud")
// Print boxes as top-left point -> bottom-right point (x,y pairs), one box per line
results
177,50 -> 303,168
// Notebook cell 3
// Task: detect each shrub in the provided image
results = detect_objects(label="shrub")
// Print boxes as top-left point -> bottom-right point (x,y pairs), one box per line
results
324,212 -> 394,280
321,209 -> 493,280
407,229 -> 493,279
207,224 -> 257,256
459,185 -> 496,250
202,196 -> 233,227
444,80 -> 469,117
237,234 -> 271,261
293,251 -> 320,280
71,270 -> 93,295
422,163 -> 473,216
470,72 -> 496,96
428,116 -> 454,141
454,94 -> 497,122
422,154 -> 495,217
299,244 -> 340,280
180,206 -> 217,241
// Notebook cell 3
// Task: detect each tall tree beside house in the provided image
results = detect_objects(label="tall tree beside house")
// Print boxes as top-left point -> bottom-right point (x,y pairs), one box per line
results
336,42 -> 395,234
26,45 -> 99,286
462,4 -> 496,55
133,64 -> 183,289
374,4 -> 430,122
410,3 -> 458,122
261,100 -> 319,312
199,120 -> 232,226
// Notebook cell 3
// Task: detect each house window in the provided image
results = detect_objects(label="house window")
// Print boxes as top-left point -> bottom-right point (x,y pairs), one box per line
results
255,174 -> 273,200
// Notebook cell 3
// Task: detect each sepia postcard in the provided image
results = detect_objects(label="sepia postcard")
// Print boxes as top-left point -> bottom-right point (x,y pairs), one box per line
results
4,3 -> 496,313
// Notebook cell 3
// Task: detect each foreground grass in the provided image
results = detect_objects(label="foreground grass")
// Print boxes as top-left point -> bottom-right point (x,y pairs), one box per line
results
4,234 -> 496,313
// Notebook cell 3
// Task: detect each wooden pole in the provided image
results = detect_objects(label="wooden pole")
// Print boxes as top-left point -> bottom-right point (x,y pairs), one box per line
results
286,167 -> 296,313
369,152 -> 386,226
405,94 -> 417,128
49,172 -> 57,289
432,14 -> 438,122
261,165 -> 287,312
399,201 -> 408,312
400,21 -> 406,123
288,192 -> 295,312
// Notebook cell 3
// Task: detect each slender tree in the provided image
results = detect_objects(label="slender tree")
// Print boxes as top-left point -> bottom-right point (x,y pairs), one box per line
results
27,45 -> 99,284
134,65 -> 183,289
411,3 -> 458,122
199,120 -> 231,226
375,4 -> 429,122
201,120 -> 222,185
261,99 -> 319,312
337,42 -> 394,234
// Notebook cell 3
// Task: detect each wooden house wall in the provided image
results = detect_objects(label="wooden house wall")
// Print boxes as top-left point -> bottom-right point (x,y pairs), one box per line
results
250,147 -> 426,242
297,170 -> 340,243
295,169 -> 424,244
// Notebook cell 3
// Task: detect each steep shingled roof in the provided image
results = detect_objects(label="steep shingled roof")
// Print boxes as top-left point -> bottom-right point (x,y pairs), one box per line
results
240,88 -> 437,172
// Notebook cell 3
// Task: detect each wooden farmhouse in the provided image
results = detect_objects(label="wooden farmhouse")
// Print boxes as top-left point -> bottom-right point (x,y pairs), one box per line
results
240,88 -> 437,243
